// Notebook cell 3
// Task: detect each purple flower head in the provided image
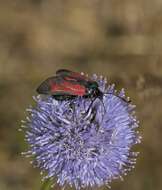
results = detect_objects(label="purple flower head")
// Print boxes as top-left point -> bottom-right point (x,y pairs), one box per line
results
22,74 -> 141,190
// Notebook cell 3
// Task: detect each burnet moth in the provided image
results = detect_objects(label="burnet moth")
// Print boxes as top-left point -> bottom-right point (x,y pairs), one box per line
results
36,69 -> 130,110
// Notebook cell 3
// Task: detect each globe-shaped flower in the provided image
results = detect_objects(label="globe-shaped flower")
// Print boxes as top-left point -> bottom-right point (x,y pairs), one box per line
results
22,74 -> 141,190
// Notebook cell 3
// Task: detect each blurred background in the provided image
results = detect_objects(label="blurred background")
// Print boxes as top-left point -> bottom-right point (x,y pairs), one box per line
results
0,0 -> 162,190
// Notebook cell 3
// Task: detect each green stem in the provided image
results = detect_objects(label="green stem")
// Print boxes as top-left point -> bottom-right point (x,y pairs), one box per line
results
40,179 -> 52,190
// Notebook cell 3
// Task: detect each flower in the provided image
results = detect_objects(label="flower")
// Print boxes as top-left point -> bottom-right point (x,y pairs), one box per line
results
22,74 -> 141,190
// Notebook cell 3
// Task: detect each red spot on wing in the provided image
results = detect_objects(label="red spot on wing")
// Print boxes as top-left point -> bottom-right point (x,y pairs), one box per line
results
64,76 -> 78,82
64,71 -> 92,82
51,81 -> 86,96
56,69 -> 93,82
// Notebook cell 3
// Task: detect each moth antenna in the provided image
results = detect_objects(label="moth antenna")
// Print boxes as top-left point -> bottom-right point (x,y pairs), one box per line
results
104,92 -> 131,103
